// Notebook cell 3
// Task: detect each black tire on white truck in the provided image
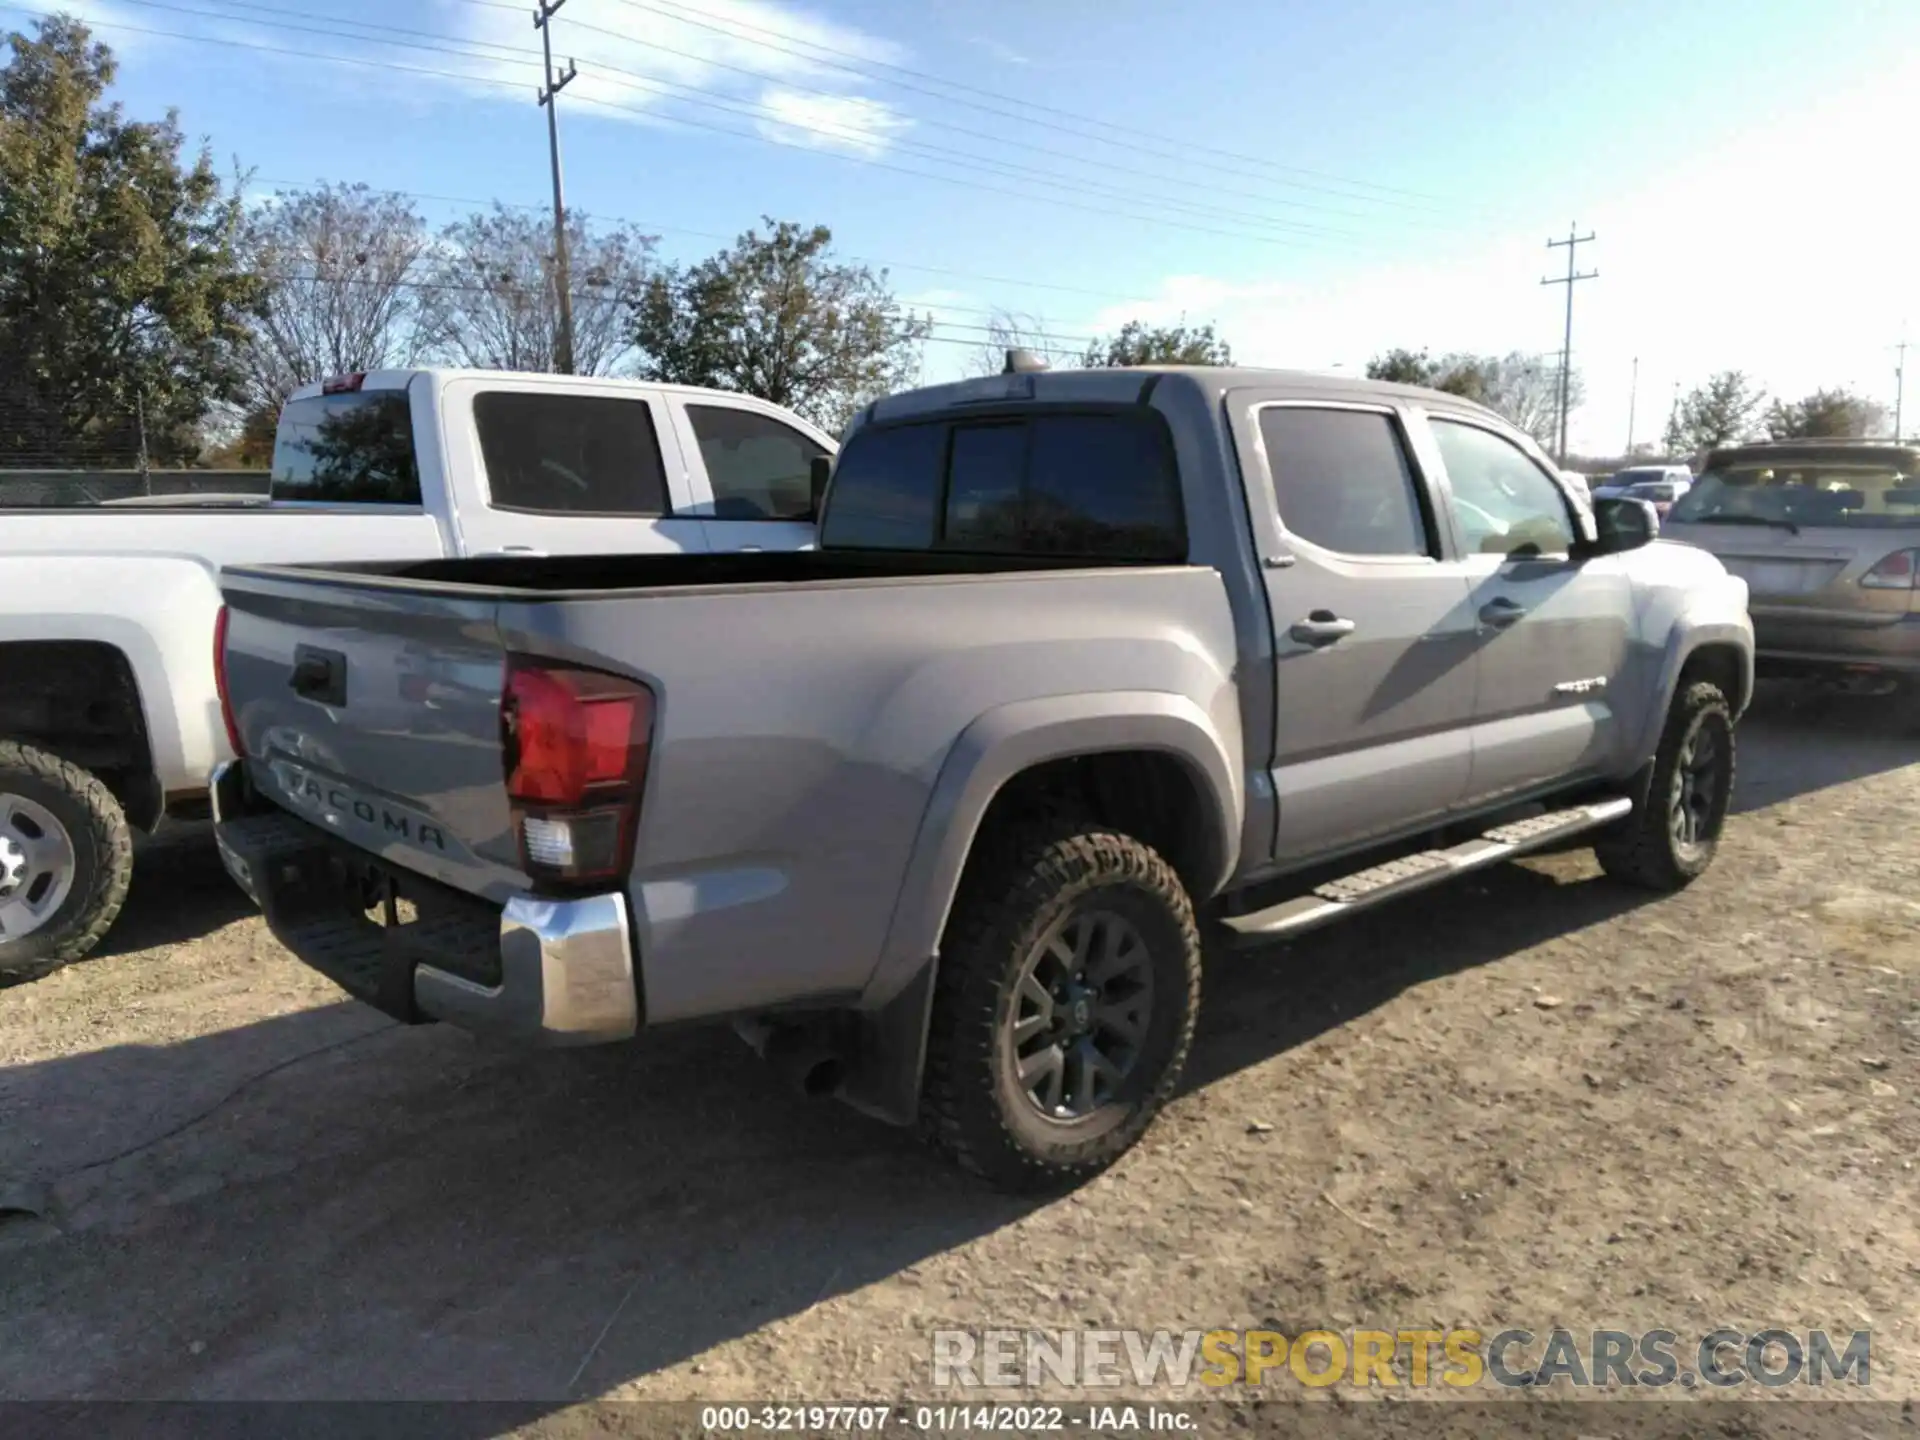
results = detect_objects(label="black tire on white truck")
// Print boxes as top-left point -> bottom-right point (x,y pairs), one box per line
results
0,739 -> 134,984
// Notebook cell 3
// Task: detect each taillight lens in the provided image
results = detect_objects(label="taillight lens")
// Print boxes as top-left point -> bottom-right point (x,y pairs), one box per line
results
501,656 -> 655,888
213,605 -> 246,757
1861,549 -> 1920,590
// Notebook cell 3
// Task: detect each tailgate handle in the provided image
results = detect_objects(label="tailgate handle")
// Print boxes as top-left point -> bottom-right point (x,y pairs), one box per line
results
290,645 -> 347,707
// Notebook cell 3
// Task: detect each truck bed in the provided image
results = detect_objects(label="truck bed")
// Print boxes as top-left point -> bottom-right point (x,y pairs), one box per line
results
231,546 -> 1182,598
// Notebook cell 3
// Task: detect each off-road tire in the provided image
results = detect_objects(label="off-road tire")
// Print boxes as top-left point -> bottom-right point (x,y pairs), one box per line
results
0,741 -> 133,985
1594,680 -> 1735,891
920,816 -> 1201,1192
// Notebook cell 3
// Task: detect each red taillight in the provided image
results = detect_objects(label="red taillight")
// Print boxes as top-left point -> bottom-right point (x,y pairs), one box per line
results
321,372 -> 367,394
501,656 -> 654,887
213,605 -> 245,757
1861,549 -> 1920,590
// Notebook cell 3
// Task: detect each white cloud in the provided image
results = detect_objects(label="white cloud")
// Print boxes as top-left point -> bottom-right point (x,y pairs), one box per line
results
1072,57 -> 1920,454
753,87 -> 909,158
50,0 -> 914,158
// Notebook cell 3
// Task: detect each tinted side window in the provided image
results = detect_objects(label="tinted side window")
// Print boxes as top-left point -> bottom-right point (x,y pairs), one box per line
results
271,391 -> 421,504
818,421 -> 944,549
1260,408 -> 1431,557
1026,413 -> 1185,559
945,424 -> 1028,548
474,393 -> 668,516
1430,420 -> 1575,557
686,405 -> 827,521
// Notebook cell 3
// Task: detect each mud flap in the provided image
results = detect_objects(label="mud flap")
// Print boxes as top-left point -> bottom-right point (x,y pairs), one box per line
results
836,958 -> 938,1129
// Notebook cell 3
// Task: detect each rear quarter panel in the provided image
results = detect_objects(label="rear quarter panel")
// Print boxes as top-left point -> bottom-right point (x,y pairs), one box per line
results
495,566 -> 1243,1024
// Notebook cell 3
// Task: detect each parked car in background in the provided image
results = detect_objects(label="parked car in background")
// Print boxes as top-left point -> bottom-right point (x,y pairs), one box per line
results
1620,478 -> 1690,518
1661,438 -> 1920,694
1594,463 -> 1692,502
0,369 -> 834,980
211,362 -> 1752,1190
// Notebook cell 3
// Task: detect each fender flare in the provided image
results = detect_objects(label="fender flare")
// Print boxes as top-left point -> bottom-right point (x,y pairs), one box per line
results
862,689 -> 1241,1013
1624,620 -> 1755,771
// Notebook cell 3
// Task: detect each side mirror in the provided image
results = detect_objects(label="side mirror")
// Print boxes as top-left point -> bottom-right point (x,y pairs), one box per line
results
1579,496 -> 1660,558
808,455 -> 832,519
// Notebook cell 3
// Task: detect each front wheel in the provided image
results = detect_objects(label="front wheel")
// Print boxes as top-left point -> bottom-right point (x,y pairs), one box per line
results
920,817 -> 1201,1192
0,741 -> 134,985
1595,680 -> 1736,891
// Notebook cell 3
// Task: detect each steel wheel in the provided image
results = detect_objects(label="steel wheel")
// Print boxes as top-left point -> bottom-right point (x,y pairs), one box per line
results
1006,907 -> 1154,1122
0,792 -> 78,944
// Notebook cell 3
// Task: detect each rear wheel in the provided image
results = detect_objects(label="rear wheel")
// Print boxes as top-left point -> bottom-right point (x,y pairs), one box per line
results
1595,681 -> 1735,891
0,741 -> 133,985
920,817 -> 1200,1192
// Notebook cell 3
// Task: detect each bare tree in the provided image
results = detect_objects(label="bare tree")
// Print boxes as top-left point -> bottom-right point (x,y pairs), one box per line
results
964,308 -> 1072,377
240,183 -> 437,412
425,205 -> 655,376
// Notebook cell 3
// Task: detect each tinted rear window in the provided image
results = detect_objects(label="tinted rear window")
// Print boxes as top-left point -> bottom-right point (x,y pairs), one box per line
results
820,409 -> 1185,560
1670,461 -> 1920,529
474,392 -> 669,516
272,391 -> 420,504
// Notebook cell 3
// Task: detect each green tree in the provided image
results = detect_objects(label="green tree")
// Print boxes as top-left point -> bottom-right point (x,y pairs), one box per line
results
1665,370 -> 1767,455
632,217 -> 928,432
1080,318 -> 1232,368
1365,348 -> 1578,447
0,16 -> 261,466
1763,387 -> 1887,440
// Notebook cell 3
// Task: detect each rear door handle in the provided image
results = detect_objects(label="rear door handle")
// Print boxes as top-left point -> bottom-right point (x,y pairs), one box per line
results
1288,611 -> 1356,647
1479,598 -> 1528,628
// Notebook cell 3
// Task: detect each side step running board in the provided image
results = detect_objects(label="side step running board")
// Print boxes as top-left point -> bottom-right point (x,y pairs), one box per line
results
1220,797 -> 1633,945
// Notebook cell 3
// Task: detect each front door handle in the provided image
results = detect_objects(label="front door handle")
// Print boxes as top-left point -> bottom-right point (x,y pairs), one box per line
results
1288,610 -> 1356,647
1479,597 -> 1528,628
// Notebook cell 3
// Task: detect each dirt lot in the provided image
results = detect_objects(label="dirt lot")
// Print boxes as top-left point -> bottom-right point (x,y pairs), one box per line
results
1,683 -> 1916,1417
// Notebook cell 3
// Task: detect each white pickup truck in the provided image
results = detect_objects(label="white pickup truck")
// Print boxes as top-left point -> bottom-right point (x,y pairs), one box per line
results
0,368 -> 835,978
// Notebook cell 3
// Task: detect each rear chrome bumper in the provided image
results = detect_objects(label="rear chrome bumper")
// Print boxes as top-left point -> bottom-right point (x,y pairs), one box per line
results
211,760 -> 638,1045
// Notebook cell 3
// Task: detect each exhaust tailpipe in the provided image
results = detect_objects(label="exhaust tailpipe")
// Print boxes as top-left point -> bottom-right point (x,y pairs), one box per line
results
734,1018 -> 849,1098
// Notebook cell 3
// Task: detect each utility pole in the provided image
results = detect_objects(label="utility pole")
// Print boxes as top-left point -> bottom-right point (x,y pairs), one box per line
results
1540,224 -> 1597,465
535,0 -> 578,376
1625,355 -> 1640,455
1895,337 -> 1907,443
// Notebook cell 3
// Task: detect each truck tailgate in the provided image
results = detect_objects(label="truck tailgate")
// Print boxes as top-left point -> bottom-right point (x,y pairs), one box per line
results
220,568 -> 525,902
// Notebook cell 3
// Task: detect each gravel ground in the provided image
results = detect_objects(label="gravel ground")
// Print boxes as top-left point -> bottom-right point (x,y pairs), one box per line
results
1,682 -> 1915,1419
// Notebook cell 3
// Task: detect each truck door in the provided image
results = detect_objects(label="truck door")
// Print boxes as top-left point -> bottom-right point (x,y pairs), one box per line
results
1419,413 -> 1632,804
1240,401 -> 1481,862
438,377 -> 711,557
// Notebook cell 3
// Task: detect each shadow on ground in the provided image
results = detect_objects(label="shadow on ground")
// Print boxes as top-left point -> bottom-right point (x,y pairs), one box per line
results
1732,679 -> 1917,815
92,823 -> 255,958
0,844 -> 1656,1411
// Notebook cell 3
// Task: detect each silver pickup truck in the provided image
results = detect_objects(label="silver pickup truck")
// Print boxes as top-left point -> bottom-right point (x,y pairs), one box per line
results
211,362 -> 1754,1190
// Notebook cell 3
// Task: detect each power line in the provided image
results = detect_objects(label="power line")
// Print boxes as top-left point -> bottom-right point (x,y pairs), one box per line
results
252,175 -> 1166,308
432,0 -> 1455,233
596,0 -> 1465,215
1540,224 -> 1597,465
76,0 -> 1404,248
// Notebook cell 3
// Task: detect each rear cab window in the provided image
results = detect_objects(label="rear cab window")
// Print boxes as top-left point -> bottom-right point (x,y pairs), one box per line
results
820,408 -> 1185,560
272,389 -> 421,504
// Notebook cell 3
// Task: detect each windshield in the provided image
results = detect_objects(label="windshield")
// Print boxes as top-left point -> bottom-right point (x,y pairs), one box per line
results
1667,460 -> 1920,529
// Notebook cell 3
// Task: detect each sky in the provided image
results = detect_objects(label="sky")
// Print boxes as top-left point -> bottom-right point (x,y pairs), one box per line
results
11,0 -> 1919,454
